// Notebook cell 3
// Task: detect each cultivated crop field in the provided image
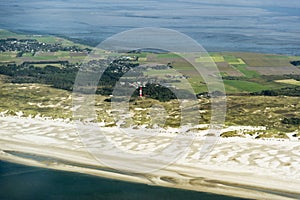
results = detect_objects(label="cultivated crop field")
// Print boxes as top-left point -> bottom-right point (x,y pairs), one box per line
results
225,52 -> 295,67
137,52 -> 300,94
275,79 -> 300,86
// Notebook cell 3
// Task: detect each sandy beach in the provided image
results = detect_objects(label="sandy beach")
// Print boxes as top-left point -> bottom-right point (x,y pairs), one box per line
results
0,115 -> 300,200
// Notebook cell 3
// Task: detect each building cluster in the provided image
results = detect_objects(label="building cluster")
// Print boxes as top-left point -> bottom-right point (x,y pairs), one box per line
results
0,38 -> 91,53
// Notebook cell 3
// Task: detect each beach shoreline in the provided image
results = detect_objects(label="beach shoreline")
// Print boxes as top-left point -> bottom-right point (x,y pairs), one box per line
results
1,115 -> 300,200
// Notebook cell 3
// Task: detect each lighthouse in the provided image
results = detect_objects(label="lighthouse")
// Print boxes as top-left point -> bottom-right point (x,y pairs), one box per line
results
139,86 -> 143,97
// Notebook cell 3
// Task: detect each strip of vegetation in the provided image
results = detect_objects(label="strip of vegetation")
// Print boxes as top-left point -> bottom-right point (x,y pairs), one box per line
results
290,60 -> 300,66
253,87 -> 300,96
282,117 -> 300,125
0,59 -> 187,102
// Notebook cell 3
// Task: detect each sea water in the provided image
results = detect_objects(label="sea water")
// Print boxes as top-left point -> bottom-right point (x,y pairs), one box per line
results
0,0 -> 299,55
0,160 -> 246,200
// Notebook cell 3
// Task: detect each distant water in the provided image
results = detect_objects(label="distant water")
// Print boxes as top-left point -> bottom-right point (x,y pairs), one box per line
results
0,160 -> 246,200
0,0 -> 300,55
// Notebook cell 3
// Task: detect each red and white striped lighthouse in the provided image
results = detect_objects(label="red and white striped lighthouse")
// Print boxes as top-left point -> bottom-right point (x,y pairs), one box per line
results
139,86 -> 143,97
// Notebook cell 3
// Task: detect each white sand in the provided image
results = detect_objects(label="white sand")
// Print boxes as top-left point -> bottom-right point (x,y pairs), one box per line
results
0,115 -> 300,200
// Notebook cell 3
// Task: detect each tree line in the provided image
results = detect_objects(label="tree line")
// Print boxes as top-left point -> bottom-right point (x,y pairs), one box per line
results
0,60 -> 189,102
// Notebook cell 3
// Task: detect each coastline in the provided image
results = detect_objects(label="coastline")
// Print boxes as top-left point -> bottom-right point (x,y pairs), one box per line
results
1,115 -> 300,200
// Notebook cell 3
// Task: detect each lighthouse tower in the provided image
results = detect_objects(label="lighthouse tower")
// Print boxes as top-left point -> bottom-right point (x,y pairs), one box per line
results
139,86 -> 143,97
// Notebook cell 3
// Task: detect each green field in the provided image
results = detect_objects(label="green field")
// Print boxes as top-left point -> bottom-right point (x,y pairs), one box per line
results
0,50 -> 85,64
275,79 -> 300,86
139,51 -> 300,94
0,51 -> 17,62
225,52 -> 294,67
224,80 -> 271,93
232,64 -> 259,78
157,53 -> 182,58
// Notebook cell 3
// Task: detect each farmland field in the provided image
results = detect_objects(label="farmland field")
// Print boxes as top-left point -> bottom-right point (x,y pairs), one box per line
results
232,64 -> 259,78
224,80 -> 271,93
247,66 -> 300,75
0,51 -> 17,62
275,79 -> 300,86
226,52 -> 294,67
